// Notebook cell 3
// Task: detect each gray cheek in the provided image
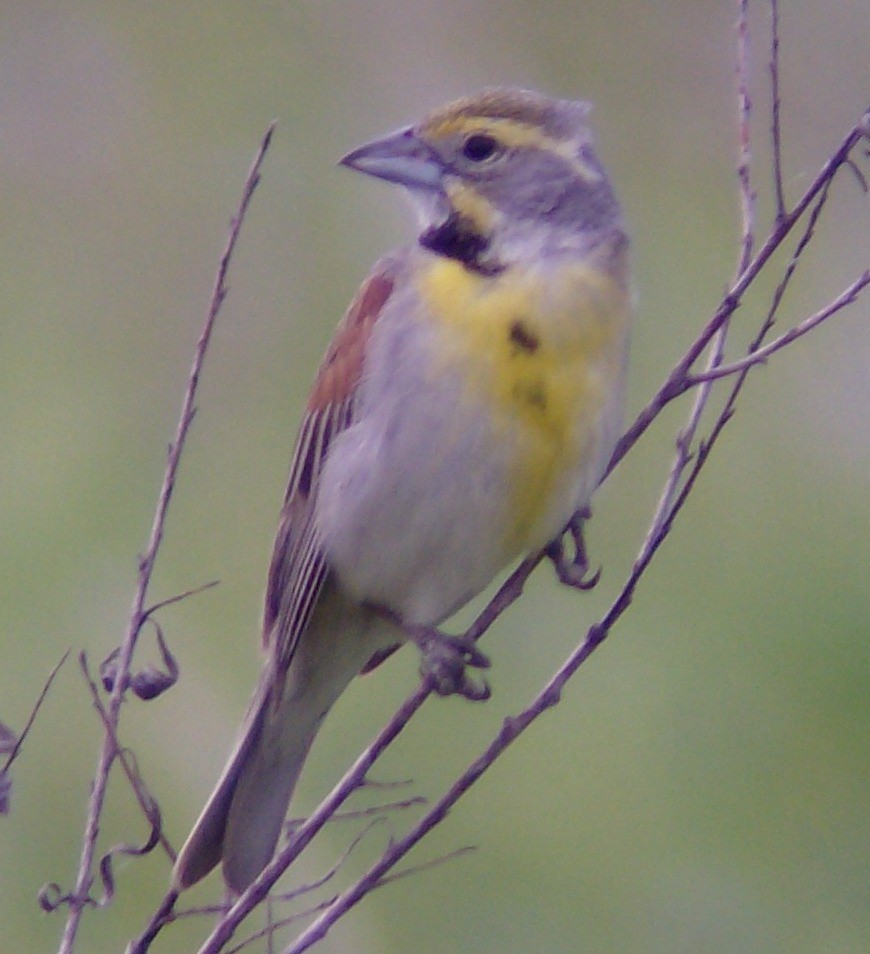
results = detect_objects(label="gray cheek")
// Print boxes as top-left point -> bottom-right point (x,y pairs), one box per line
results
486,152 -> 620,232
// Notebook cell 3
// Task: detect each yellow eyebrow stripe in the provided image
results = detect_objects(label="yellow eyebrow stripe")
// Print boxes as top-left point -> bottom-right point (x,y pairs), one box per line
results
424,115 -> 601,181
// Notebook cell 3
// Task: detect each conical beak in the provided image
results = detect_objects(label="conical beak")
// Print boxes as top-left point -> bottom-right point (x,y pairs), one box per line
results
340,126 -> 444,191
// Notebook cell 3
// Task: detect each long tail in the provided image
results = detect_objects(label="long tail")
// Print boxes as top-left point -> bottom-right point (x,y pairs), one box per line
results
171,676 -> 265,891
172,595 -> 395,894
171,666 -> 322,893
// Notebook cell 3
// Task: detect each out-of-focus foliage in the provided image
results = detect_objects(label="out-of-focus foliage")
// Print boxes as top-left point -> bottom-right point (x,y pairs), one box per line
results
0,2 -> 866,952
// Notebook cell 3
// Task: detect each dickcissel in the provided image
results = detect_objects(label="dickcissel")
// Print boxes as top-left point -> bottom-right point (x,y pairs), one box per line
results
174,87 -> 632,893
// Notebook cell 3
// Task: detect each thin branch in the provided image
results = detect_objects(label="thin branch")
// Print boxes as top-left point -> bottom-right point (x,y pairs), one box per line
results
1,649 -> 69,775
688,271 -> 870,384
223,899 -> 336,954
639,10 -> 771,549
143,579 -> 220,619
227,840 -> 474,954
736,0 -> 756,272
271,821 -> 387,905
760,176 -> 833,342
375,845 -> 476,890
279,845 -> 476,954
710,171 -> 837,407
769,0 -> 787,220
222,823 -> 384,953
357,776 -> 416,790
1,650 -> 69,816
642,321 -> 727,553
287,794 -> 427,826
57,123 -> 275,954
608,111 -> 869,476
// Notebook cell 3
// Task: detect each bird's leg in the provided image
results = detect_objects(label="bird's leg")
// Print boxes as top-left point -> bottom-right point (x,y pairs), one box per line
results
546,507 -> 601,590
372,606 -> 491,701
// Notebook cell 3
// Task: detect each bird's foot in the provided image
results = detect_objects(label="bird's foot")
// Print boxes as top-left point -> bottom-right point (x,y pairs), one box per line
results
368,606 -> 491,701
546,508 -> 601,591
400,624 -> 491,701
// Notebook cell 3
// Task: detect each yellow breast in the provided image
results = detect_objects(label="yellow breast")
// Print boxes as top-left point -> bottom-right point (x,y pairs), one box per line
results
417,255 -> 631,551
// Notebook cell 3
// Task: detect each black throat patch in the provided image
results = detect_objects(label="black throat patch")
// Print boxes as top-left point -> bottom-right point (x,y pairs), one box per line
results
419,212 -> 504,276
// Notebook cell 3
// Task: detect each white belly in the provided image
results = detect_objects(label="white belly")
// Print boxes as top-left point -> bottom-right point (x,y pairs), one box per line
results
315,362 -> 523,625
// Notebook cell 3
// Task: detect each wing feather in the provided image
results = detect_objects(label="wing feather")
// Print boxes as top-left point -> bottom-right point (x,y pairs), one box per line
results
262,261 -> 399,673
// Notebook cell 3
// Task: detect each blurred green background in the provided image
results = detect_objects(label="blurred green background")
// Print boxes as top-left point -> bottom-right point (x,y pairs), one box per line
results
1,2 -> 867,952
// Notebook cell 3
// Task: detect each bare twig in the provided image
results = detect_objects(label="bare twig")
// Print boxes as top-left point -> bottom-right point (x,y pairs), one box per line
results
223,899 -> 336,954
272,821 -> 387,904
0,650 -> 69,816
143,579 -> 221,619
759,176 -> 833,343
642,320 -> 726,553
57,123 -> 275,954
736,0 -> 756,271
1,649 -> 69,776
375,845 -> 476,889
240,847 -> 475,954
221,829 -> 377,953
223,820 -> 397,953
688,271 -> 870,384
286,794 -> 427,827
769,0 -> 787,220
608,111 -> 869,477
643,0 -> 767,547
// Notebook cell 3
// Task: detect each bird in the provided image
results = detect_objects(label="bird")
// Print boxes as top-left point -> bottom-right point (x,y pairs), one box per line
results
172,87 -> 632,894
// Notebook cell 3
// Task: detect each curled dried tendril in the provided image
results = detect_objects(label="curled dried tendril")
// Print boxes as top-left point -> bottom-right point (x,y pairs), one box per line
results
100,621 -> 179,701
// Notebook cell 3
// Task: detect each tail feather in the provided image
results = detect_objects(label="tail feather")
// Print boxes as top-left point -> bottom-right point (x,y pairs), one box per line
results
171,665 -> 337,894
172,591 -> 395,893
221,682 -> 326,892
171,678 -> 271,891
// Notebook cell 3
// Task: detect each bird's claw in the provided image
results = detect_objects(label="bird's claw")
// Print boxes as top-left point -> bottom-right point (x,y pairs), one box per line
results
547,508 -> 601,591
411,628 -> 491,701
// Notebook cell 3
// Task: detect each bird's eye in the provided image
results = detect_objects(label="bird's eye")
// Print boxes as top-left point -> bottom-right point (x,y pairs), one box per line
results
462,133 -> 500,162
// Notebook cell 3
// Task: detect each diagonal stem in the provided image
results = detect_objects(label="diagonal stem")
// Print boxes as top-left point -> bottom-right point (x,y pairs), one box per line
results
58,124 -> 275,954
